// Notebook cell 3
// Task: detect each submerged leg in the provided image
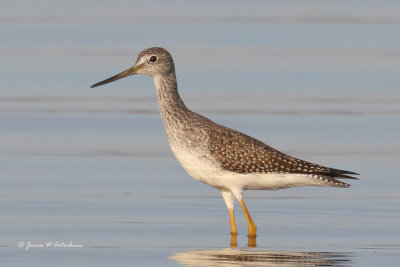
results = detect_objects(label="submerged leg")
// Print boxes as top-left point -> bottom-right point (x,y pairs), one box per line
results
248,234 -> 256,248
230,231 -> 237,248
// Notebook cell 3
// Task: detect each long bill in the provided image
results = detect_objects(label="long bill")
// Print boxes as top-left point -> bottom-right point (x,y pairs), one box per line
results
90,65 -> 140,88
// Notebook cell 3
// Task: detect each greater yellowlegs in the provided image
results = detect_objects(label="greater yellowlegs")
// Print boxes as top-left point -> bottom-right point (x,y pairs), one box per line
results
91,47 -> 359,240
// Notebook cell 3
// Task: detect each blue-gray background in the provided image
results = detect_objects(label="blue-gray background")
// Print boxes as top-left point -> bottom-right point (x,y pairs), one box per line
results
1,0 -> 399,266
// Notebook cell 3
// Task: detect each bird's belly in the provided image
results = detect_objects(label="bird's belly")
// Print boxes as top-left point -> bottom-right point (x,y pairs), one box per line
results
171,147 -> 223,188
219,172 -> 325,190
171,147 -> 322,191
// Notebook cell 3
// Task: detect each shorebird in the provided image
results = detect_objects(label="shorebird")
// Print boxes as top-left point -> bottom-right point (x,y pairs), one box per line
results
91,47 -> 358,241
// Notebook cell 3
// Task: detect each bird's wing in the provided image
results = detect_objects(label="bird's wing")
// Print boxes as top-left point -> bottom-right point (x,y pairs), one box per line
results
205,124 -> 359,180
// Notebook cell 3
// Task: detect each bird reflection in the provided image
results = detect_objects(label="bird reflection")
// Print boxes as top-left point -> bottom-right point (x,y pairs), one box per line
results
170,247 -> 351,267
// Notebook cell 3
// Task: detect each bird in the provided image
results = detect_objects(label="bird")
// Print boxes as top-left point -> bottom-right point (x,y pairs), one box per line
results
91,47 -> 359,242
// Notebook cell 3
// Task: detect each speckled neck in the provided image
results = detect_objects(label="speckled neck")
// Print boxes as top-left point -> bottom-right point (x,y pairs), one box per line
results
153,72 -> 193,143
154,72 -> 190,114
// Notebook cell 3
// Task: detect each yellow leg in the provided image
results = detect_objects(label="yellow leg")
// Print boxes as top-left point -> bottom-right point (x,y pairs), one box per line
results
239,199 -> 257,237
229,208 -> 238,247
229,208 -> 237,234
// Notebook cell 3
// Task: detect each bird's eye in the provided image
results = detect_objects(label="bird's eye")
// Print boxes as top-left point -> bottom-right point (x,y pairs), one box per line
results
149,56 -> 158,63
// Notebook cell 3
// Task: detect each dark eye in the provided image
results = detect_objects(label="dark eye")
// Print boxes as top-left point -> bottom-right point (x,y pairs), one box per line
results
149,56 -> 158,63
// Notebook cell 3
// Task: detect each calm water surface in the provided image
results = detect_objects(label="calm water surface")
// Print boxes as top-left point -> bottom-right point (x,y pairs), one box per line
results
1,1 -> 399,266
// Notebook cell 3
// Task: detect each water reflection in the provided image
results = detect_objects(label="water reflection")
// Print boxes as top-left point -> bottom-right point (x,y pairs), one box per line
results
170,249 -> 351,267
230,233 -> 256,248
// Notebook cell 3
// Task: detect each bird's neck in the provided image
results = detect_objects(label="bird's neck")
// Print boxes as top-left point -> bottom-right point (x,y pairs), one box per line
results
153,72 -> 205,150
153,72 -> 191,123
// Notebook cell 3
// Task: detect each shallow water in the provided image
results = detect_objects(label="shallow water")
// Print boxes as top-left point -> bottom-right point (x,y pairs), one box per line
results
1,1 -> 400,266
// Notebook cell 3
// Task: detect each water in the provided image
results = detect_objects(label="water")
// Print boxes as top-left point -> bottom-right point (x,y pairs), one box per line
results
1,0 -> 399,266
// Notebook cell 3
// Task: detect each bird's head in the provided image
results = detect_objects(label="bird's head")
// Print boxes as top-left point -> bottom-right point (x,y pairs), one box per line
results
91,47 -> 174,88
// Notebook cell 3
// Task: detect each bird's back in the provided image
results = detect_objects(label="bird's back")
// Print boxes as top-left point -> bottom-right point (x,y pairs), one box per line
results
182,111 -> 358,187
